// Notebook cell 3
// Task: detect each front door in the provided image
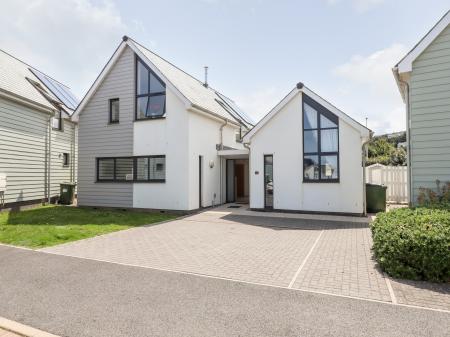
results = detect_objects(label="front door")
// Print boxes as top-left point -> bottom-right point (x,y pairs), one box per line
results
235,164 -> 245,198
264,155 -> 273,209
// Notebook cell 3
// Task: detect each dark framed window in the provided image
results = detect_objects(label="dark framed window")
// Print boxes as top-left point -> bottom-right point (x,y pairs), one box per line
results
135,56 -> 166,120
63,153 -> 69,166
302,94 -> 339,182
52,110 -> 62,131
109,98 -> 120,123
96,155 -> 166,182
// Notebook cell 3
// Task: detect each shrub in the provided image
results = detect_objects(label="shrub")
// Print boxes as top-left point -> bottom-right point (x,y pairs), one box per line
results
417,180 -> 450,206
371,206 -> 450,282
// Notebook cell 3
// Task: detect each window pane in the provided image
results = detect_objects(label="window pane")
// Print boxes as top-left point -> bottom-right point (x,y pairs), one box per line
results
137,61 -> 149,95
115,158 -> 133,180
147,95 -> 165,117
304,130 -> 318,153
137,96 -> 148,119
320,114 -> 337,128
98,159 -> 114,180
303,103 -> 317,129
111,99 -> 119,122
321,129 -> 338,152
304,155 -> 319,180
150,157 -> 166,180
321,155 -> 338,179
136,157 -> 149,180
150,73 -> 165,93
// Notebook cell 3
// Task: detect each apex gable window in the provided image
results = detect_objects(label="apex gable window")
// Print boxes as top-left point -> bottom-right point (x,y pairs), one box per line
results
109,98 -> 120,123
303,94 -> 339,182
135,57 -> 166,120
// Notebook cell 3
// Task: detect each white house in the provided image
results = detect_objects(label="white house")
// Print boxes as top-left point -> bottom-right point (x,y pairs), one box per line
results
74,36 -> 370,215
0,50 -> 78,209
243,83 -> 371,215
73,36 -> 254,211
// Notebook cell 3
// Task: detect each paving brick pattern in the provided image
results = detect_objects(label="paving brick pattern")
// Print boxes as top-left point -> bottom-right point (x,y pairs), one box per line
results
43,214 -> 320,287
42,209 -> 450,311
291,225 -> 392,302
390,278 -> 450,311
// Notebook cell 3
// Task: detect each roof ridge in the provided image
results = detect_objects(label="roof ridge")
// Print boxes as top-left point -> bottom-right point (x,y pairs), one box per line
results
126,36 -> 229,96
0,49 -> 73,90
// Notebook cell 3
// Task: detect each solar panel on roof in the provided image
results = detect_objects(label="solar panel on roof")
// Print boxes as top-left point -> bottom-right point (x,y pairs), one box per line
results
29,68 -> 79,110
215,92 -> 255,126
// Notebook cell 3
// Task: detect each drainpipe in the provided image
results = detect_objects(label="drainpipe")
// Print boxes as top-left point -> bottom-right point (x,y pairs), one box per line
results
362,134 -> 372,216
219,119 -> 228,150
398,78 -> 412,206
47,116 -> 52,204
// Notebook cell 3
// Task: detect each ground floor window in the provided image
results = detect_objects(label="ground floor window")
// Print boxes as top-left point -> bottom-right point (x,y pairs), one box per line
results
97,156 -> 165,182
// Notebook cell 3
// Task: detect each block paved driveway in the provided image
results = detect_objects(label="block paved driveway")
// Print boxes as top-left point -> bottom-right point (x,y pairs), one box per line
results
42,208 -> 450,311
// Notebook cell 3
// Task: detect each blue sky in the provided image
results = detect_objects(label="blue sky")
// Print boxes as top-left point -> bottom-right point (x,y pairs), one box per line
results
1,0 -> 449,134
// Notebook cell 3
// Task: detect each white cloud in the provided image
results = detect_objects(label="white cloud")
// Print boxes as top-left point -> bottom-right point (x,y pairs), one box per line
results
326,0 -> 385,13
0,0 -> 130,98
332,44 -> 408,134
234,87 -> 286,123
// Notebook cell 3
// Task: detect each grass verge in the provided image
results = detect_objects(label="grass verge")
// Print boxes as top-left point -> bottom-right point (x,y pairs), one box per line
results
0,205 -> 177,249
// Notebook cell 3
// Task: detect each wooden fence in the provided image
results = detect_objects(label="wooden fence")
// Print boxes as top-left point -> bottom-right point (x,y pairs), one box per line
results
365,164 -> 408,203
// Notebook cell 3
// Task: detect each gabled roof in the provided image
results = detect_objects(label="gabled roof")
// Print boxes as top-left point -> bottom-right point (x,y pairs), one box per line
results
0,49 -> 79,115
243,83 -> 370,143
73,36 -> 253,128
395,10 -> 450,74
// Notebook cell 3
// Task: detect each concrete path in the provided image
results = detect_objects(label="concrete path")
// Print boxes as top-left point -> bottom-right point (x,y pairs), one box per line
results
1,245 -> 449,337
41,208 -> 450,311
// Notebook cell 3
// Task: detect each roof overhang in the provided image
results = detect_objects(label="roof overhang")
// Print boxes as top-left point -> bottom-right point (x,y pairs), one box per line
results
396,10 -> 450,74
243,83 -> 370,143
0,88 -> 55,115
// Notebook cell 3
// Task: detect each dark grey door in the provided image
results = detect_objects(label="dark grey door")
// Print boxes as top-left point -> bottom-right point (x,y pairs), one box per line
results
264,155 -> 273,209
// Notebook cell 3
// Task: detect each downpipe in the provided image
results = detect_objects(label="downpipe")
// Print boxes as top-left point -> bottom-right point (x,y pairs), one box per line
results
218,119 -> 228,204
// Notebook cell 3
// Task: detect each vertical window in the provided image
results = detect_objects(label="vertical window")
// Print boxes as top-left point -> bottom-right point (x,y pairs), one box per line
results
303,94 -> 339,182
135,57 -> 166,120
63,153 -> 69,166
109,98 -> 120,123
52,110 -> 62,131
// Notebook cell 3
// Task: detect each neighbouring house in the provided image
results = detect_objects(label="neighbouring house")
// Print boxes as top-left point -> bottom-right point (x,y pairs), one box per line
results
0,50 -> 79,209
243,83 -> 371,215
72,36 -> 254,210
393,10 -> 450,205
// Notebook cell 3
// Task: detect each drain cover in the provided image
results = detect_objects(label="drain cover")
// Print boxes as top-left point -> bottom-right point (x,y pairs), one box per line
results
228,205 -> 241,209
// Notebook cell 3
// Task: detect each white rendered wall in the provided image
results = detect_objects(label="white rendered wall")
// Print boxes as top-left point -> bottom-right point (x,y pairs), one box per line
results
133,87 -> 190,210
248,93 -> 364,214
187,111 -> 242,210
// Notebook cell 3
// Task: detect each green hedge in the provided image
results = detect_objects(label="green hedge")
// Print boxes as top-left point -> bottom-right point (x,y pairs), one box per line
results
371,206 -> 450,282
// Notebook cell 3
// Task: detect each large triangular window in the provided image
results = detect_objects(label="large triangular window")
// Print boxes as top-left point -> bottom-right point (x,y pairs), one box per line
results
303,94 -> 339,182
135,57 -> 166,119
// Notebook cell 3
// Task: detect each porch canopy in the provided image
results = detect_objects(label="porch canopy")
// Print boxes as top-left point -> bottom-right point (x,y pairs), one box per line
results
217,148 -> 249,159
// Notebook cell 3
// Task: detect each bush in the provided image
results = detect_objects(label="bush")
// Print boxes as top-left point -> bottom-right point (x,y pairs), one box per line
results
371,206 -> 450,282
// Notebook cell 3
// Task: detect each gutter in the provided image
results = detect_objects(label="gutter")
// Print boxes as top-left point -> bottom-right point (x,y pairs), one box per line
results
0,89 -> 55,115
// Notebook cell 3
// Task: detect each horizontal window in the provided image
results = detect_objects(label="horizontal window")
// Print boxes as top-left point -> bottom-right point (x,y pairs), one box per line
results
97,156 -> 166,182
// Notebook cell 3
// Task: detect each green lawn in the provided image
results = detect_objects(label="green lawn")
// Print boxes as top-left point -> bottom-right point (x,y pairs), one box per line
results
0,206 -> 177,249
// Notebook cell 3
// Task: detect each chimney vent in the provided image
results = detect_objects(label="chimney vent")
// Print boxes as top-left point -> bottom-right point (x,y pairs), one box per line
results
203,66 -> 209,88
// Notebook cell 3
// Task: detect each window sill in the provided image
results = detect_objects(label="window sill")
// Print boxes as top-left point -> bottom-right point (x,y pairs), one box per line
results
108,121 -> 120,125
96,180 -> 166,183
134,116 -> 166,122
303,179 -> 340,184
